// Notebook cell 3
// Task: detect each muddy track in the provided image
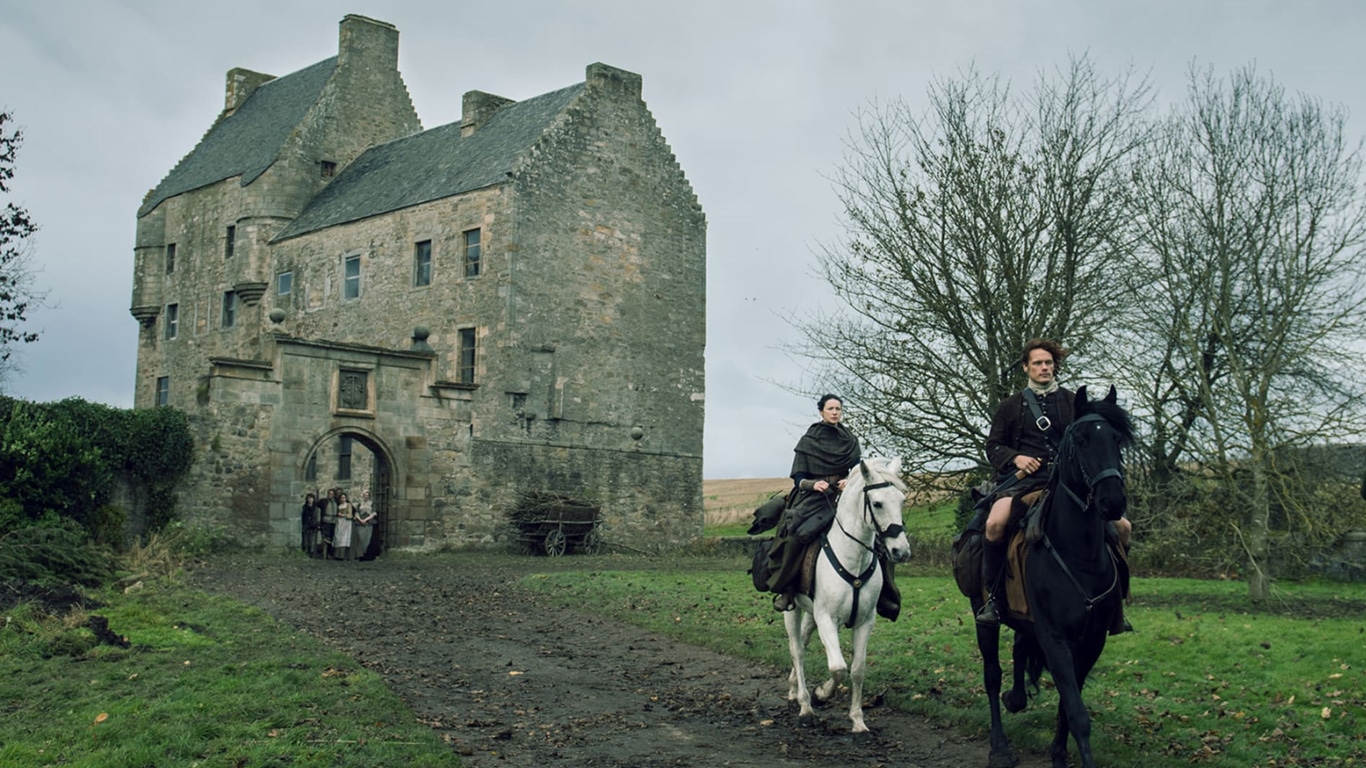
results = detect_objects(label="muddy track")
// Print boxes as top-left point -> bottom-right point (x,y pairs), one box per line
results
188,552 -> 1047,767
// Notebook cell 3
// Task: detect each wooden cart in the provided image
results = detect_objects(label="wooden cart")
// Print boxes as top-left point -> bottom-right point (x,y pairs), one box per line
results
509,492 -> 602,556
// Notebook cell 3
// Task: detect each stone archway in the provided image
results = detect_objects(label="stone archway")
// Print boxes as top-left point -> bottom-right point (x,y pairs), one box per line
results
302,427 -> 397,558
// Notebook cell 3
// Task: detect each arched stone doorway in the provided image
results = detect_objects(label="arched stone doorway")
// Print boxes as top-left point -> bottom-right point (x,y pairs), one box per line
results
303,428 -> 396,559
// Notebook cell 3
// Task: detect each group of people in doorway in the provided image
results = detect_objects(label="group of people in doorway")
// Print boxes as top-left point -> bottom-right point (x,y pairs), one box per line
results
762,338 -> 1132,634
300,487 -> 377,561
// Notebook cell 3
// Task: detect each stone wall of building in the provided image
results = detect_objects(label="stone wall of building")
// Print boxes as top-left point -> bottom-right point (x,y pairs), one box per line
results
130,19 -> 705,554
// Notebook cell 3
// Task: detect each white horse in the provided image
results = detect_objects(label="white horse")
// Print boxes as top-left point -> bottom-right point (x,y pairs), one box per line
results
784,456 -> 912,733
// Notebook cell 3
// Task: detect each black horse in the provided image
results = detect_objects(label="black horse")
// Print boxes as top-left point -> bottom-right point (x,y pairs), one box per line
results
970,385 -> 1132,768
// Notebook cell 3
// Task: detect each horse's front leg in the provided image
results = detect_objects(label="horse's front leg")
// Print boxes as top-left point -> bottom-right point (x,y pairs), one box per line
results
810,611 -> 847,708
845,616 -> 875,733
784,609 -> 816,718
977,618 -> 1019,768
1037,633 -> 1092,768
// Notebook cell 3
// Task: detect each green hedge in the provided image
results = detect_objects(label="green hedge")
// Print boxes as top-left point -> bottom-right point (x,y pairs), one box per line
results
0,396 -> 193,544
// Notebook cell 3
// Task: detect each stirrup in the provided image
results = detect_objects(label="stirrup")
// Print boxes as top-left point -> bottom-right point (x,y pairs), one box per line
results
1109,616 -> 1134,636
773,592 -> 794,612
975,598 -> 1002,626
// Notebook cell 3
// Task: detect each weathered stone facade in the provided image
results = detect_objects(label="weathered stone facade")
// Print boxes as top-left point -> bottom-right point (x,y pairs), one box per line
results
129,15 -> 706,553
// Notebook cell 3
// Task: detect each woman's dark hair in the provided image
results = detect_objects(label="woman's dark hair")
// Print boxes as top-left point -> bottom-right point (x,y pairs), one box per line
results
305,493 -> 315,501
817,394 -> 843,411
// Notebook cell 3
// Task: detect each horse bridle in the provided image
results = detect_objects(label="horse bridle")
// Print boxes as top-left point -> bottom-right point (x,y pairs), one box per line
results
1057,414 -> 1124,512
822,463 -> 904,628
833,463 -> 904,553
1043,413 -> 1123,614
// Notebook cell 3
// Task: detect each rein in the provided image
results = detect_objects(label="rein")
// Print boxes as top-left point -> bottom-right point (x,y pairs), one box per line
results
823,478 -> 903,628
1039,414 -> 1123,616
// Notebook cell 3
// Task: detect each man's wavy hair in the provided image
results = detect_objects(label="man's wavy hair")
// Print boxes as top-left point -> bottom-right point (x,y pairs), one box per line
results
1020,338 -> 1068,369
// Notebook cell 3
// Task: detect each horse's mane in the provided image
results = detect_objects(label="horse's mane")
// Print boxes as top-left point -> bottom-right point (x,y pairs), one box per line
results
856,457 -> 907,493
1077,396 -> 1135,447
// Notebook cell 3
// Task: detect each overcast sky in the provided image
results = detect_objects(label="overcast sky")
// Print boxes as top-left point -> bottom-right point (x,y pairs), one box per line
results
3,1 -> 1365,478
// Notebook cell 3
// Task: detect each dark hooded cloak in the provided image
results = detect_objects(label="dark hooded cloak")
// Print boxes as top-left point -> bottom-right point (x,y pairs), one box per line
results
790,422 -> 862,481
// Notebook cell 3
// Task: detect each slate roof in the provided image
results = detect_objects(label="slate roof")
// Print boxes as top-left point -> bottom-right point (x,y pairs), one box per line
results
138,57 -> 338,218
273,82 -> 585,241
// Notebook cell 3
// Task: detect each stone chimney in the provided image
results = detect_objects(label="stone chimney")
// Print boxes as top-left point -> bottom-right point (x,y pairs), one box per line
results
338,14 -> 399,72
461,90 -> 514,137
585,62 -> 642,99
225,68 -> 275,114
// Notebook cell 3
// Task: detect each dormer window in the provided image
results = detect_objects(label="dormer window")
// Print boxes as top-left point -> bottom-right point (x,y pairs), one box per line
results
320,160 -> 337,178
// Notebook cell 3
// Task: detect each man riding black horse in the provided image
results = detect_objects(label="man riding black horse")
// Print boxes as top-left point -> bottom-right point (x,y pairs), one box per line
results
974,338 -> 1132,633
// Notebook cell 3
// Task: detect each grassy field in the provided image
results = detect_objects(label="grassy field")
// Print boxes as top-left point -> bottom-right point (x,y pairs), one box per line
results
524,562 -> 1366,768
0,578 -> 458,767
703,477 -> 962,564
6,504 -> 1363,768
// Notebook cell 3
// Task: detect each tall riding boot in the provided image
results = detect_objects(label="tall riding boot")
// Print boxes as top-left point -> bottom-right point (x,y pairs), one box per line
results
975,537 -> 1008,625
876,553 -> 901,622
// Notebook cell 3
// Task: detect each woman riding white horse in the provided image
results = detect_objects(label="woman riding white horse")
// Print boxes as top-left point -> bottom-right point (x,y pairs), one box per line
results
783,456 -> 912,733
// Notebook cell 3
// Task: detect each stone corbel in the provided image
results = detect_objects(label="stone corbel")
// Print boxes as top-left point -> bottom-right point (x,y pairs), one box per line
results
233,281 -> 269,306
130,305 -> 160,328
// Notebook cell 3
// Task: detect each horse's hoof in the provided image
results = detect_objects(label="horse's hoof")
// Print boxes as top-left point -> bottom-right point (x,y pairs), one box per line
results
1003,688 -> 1028,714
797,712 -> 821,729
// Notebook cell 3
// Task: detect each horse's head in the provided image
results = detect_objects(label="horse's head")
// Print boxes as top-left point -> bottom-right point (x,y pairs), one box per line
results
854,457 -> 913,563
1062,385 -> 1133,521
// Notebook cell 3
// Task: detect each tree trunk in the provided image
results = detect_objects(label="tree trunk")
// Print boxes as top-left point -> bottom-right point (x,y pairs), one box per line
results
1247,456 -> 1271,602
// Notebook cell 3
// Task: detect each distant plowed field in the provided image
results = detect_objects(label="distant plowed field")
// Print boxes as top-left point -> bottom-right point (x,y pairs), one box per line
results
702,477 -> 789,527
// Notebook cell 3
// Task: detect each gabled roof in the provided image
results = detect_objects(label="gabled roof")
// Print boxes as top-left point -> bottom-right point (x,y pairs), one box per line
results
273,82 -> 585,241
138,57 -> 338,218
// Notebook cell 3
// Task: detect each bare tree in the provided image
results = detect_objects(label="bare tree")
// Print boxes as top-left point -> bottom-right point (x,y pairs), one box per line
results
795,57 -> 1151,482
1126,66 -> 1366,600
1,110 -> 41,380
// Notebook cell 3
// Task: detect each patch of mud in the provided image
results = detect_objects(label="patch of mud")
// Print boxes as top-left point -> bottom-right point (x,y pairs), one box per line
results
188,552 -> 1048,768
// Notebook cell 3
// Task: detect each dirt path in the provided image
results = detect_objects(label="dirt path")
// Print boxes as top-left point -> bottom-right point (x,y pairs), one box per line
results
188,552 -> 1047,768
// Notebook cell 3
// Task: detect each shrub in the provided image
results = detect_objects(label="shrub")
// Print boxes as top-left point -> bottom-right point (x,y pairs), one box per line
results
0,524 -> 116,587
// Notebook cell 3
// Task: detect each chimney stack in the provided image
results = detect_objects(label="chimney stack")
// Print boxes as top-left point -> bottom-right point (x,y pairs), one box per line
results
338,14 -> 399,72
585,62 -> 642,99
225,68 -> 275,113
461,90 -> 514,137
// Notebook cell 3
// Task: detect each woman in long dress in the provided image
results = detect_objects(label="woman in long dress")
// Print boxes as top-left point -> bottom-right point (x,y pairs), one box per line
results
354,489 -> 377,560
334,491 -> 355,561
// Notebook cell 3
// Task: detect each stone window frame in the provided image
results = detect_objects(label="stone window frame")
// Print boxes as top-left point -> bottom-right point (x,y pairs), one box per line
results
463,228 -> 481,278
413,239 -> 433,288
221,291 -> 238,329
225,225 -> 236,259
155,376 -> 170,407
320,160 -> 337,178
165,243 -> 177,274
331,365 -> 377,419
164,303 -> 178,340
342,252 -> 362,301
457,327 -> 478,384
277,271 -> 293,296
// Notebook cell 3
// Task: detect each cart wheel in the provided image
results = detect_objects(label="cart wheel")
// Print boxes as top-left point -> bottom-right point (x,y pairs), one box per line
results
580,527 -> 602,555
544,527 -> 567,557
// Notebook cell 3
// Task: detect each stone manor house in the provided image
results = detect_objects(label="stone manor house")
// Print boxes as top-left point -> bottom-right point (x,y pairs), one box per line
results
128,15 -> 706,553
